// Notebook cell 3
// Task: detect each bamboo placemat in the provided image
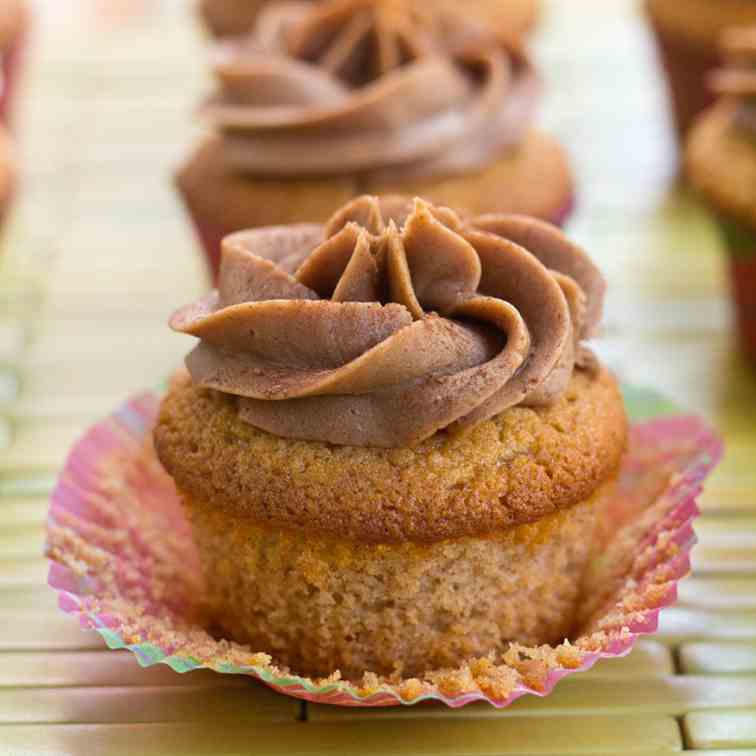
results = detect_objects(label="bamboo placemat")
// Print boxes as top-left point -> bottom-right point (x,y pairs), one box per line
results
0,0 -> 755,753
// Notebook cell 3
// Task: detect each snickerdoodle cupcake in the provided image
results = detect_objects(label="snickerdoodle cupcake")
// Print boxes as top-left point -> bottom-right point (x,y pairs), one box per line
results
687,28 -> 756,362
199,0 -> 540,43
177,0 -> 573,278
645,0 -> 756,141
154,195 -> 627,680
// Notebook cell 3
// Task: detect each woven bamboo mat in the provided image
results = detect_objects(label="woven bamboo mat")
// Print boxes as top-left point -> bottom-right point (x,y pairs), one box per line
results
0,0 -> 755,753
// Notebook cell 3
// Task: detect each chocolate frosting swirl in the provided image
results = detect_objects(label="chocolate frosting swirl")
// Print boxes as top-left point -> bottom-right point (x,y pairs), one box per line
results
203,0 -> 539,178
712,27 -> 756,99
171,196 -> 605,448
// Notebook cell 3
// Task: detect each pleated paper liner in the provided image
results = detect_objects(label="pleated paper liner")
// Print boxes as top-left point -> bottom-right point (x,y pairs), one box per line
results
46,385 -> 722,708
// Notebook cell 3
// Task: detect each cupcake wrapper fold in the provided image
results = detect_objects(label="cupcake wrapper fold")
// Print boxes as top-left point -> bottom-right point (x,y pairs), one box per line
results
46,387 -> 721,708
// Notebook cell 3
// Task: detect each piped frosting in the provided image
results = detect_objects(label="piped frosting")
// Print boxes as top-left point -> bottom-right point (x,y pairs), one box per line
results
711,26 -> 756,133
171,196 -> 605,448
204,0 -> 539,179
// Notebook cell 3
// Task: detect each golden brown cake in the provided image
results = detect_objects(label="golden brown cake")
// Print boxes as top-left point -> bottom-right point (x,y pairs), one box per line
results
199,0 -> 540,42
645,0 -> 756,140
686,27 -> 756,361
155,195 -> 627,680
177,0 -> 573,279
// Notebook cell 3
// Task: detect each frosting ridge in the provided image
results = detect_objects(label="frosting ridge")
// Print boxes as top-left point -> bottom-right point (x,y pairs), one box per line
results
171,196 -> 605,447
711,26 -> 756,133
204,0 -> 539,178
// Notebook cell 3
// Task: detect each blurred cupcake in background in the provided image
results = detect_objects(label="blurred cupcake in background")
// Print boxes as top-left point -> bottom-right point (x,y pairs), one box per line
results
0,0 -> 28,124
645,0 -> 756,142
177,0 -> 573,279
199,0 -> 540,42
0,125 -> 16,227
687,27 -> 756,363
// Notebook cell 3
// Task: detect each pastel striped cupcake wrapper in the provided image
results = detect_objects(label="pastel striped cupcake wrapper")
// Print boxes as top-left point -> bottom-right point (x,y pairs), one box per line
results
45,385 -> 721,708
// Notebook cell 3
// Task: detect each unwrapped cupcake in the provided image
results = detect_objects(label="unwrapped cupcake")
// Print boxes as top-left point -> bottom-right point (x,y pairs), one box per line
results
199,0 -> 540,43
687,27 -> 756,363
645,0 -> 756,141
155,195 -> 626,680
177,0 -> 573,279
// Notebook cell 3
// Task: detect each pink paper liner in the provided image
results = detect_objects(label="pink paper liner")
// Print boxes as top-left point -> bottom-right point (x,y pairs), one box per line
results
45,392 -> 721,708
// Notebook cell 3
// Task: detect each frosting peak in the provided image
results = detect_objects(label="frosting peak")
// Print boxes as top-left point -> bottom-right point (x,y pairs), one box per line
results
711,27 -> 756,99
286,0 -> 440,87
205,0 -> 538,178
171,197 -> 605,448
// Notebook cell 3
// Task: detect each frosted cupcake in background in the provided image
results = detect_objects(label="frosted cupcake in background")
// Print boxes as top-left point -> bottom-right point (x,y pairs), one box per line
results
177,0 -> 573,279
0,0 -> 28,124
199,0 -> 540,43
0,125 -> 16,227
687,27 -> 756,363
645,0 -> 756,143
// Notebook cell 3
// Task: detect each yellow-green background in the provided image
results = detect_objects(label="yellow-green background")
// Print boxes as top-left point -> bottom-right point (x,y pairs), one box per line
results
1,0 -> 755,753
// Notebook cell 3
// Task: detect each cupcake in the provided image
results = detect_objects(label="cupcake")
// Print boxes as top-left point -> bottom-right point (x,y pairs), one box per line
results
0,125 -> 16,226
154,195 -> 627,680
645,0 -> 756,140
687,28 -> 756,363
0,0 -> 27,124
177,0 -> 573,280
199,0 -> 540,43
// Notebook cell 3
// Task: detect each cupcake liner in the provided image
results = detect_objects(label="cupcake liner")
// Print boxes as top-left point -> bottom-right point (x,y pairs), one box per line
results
45,386 -> 721,708
717,215 -> 756,363
647,17 -> 718,141
0,24 -> 27,126
183,195 -> 577,285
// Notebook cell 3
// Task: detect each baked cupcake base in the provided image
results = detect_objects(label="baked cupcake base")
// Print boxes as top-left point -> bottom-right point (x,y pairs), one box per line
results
185,492 -> 603,680
155,367 -> 626,679
645,0 -> 756,141
646,18 -> 717,139
47,384 -> 722,706
155,368 -> 626,544
199,0 -> 540,40
176,131 -> 575,281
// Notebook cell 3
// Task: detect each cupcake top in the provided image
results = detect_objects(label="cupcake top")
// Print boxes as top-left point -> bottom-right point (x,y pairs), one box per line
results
203,0 -> 539,178
710,26 -> 756,134
171,196 -> 605,448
